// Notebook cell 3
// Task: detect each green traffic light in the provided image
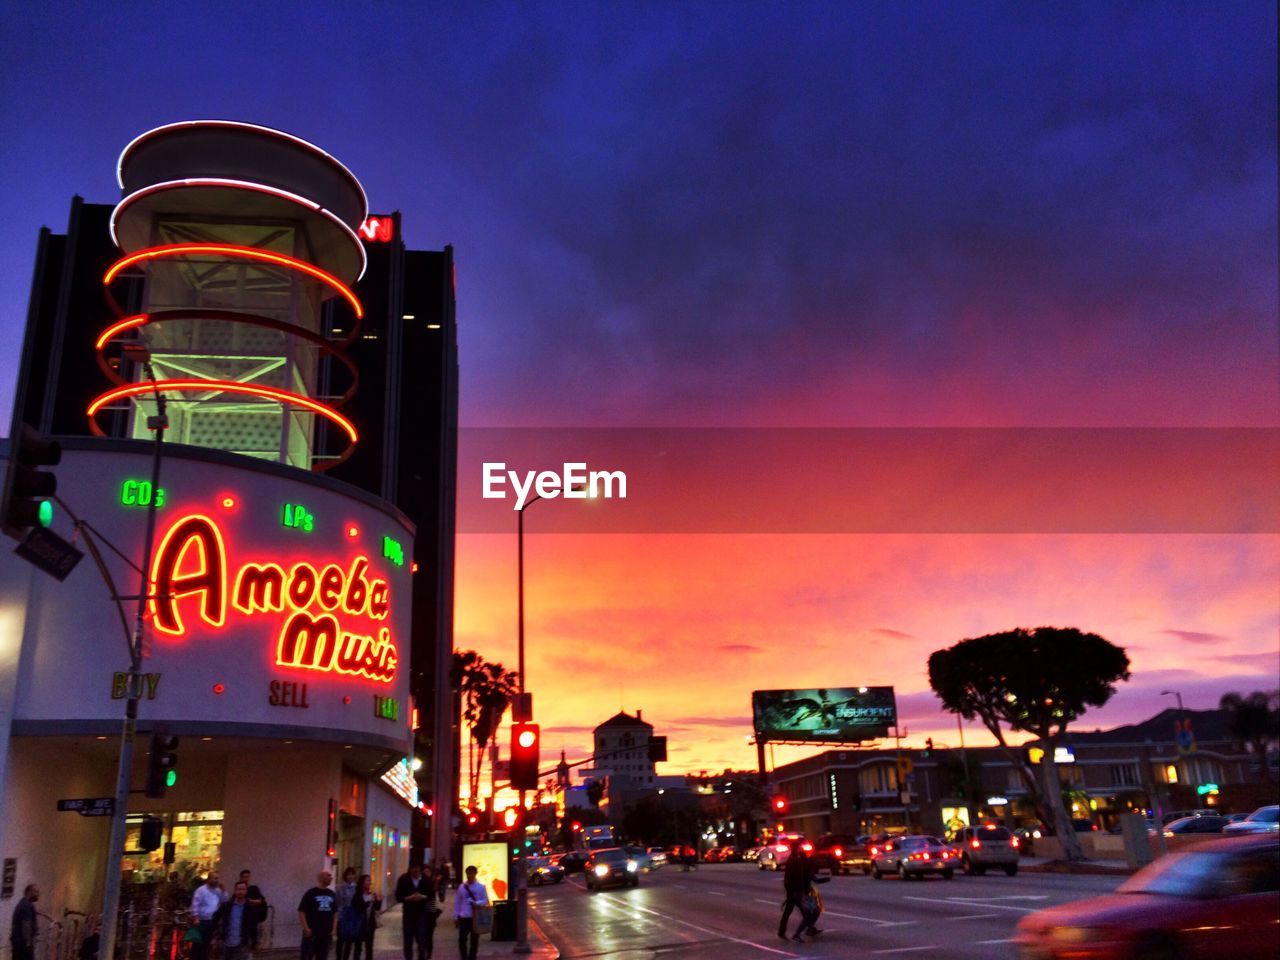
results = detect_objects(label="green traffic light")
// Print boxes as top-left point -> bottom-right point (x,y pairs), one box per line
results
37,501 -> 53,528
165,770 -> 178,788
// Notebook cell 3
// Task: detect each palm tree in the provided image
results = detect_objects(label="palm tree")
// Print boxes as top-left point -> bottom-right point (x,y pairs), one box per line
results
451,650 -> 520,801
1219,690 -> 1280,779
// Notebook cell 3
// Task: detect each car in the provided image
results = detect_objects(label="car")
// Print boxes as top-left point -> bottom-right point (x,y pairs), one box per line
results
870,835 -> 956,880
1163,815 -> 1229,837
810,834 -> 863,875
623,845 -> 656,871
1014,833 -> 1279,959
645,846 -> 669,868
551,851 -> 589,874
1161,809 -> 1218,825
714,845 -> 741,862
584,847 -> 641,891
757,835 -> 809,871
1224,805 -> 1280,835
527,856 -> 564,886
954,824 -> 1020,876
742,845 -> 764,862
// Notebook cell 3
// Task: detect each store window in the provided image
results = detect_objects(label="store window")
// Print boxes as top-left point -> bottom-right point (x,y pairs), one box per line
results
122,810 -> 224,885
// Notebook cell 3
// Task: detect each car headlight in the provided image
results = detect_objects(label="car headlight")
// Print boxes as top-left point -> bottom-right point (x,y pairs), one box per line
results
626,861 -> 638,872
594,865 -> 610,877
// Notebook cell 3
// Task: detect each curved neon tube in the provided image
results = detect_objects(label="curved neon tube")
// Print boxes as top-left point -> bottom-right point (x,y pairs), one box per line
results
95,314 -> 149,350
116,119 -> 369,218
109,178 -> 367,281
88,379 -> 359,443
104,243 -> 364,318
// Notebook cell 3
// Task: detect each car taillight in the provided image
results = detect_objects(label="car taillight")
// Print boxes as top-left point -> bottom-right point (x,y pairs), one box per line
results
970,839 -> 981,849
801,842 -> 813,852
869,846 -> 879,855
776,844 -> 788,853
1092,824 -> 1099,831
833,847 -> 842,858
1010,837 -> 1020,848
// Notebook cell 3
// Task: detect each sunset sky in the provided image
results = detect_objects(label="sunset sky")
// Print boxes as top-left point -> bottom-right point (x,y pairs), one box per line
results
1,4 -> 1276,776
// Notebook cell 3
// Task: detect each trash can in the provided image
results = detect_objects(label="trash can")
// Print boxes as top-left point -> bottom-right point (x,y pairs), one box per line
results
491,899 -> 517,941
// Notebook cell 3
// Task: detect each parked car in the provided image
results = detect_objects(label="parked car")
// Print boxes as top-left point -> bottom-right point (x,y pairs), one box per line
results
584,847 -> 640,891
1162,808 -> 1218,825
757,835 -> 809,871
1163,815 -> 1229,837
527,856 -> 564,886
954,824 -> 1020,876
645,846 -> 669,868
742,845 -> 765,862
810,834 -> 863,875
870,835 -> 956,880
1224,805 -> 1280,835
1014,833 -> 1279,959
705,845 -> 741,862
552,850 -> 589,874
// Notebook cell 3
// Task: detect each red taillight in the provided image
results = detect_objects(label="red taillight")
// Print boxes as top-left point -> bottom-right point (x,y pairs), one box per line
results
833,847 -> 843,858
869,846 -> 879,855
1010,837 -> 1020,848
970,839 -> 981,849
1092,824 -> 1099,831
776,844 -> 788,853
801,842 -> 813,852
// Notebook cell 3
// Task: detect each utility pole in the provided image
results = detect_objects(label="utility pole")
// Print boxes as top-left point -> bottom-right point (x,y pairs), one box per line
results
99,365 -> 167,960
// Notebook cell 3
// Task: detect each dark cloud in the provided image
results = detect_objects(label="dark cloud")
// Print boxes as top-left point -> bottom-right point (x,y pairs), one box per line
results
873,628 -> 916,640
1162,629 -> 1230,646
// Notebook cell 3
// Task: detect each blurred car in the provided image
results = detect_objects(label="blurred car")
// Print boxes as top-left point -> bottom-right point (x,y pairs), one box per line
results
954,824 -> 1020,876
1163,815 -> 1228,838
742,845 -> 765,862
645,846 -> 669,868
1014,833 -> 1279,959
1162,809 -> 1217,825
870,835 -> 956,880
667,844 -> 698,868
624,845 -> 656,871
757,835 -> 809,871
1224,805 -> 1280,835
584,847 -> 640,891
527,856 -> 564,886
810,834 -> 863,875
703,846 -> 727,863
551,851 -> 589,874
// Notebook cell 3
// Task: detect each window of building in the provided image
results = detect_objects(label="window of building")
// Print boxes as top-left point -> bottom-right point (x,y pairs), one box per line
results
1110,763 -> 1140,787
859,764 -> 895,795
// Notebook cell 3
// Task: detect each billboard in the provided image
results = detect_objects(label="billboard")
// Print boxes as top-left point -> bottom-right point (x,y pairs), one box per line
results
752,687 -> 897,742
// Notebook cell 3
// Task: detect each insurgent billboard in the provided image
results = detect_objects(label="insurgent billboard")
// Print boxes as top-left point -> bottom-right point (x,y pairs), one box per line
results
752,687 -> 897,742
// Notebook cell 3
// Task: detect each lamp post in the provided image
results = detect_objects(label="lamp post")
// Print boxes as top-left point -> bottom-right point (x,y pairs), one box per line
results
512,493 -> 542,955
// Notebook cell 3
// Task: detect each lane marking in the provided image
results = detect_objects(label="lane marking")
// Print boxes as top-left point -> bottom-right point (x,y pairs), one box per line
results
821,909 -> 915,927
951,913 -> 1000,921
903,896 -> 1037,914
754,899 -> 776,905
871,948 -> 936,955
708,891 -> 727,896
589,890 -> 800,957
943,895 -> 1047,902
977,939 -> 1016,945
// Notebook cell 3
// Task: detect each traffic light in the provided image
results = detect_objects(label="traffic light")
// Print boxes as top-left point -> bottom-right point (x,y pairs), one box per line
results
139,817 -> 164,852
510,721 -> 541,791
502,806 -> 524,831
145,729 -> 180,798
771,795 -> 788,814
922,737 -> 933,758
2,423 -> 60,540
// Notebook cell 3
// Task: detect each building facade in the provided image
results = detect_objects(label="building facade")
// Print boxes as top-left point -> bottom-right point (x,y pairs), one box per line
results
0,121 -> 456,948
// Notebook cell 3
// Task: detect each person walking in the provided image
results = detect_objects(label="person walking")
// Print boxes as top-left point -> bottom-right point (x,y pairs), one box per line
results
451,866 -> 488,960
215,881 -> 255,960
346,875 -> 381,960
297,871 -> 337,960
237,870 -> 267,954
334,868 -> 359,960
777,842 -> 826,941
394,861 -> 440,960
191,873 -> 227,960
10,884 -> 39,960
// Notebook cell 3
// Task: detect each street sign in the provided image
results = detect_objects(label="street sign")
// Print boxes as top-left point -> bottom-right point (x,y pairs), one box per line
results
15,526 -> 84,580
57,797 -> 115,817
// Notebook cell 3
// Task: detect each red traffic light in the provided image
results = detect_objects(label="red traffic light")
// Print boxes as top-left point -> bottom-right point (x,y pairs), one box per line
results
502,807 -> 521,830
510,721 -> 541,791
772,795 -> 788,812
570,821 -> 582,832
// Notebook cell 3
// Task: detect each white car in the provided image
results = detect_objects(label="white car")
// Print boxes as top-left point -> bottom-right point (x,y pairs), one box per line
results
756,835 -> 809,871
1223,805 -> 1279,835
645,847 -> 668,868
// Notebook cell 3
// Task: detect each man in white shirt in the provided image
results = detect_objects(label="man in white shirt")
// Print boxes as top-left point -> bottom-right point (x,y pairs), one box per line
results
190,873 -> 227,960
451,867 -> 489,960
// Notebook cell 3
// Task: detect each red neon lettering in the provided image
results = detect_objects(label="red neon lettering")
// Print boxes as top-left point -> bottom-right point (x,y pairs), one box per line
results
318,564 -> 344,610
233,563 -> 286,614
369,581 -> 389,620
288,562 -> 319,609
277,610 -> 340,672
150,515 -> 227,634
343,557 -> 369,615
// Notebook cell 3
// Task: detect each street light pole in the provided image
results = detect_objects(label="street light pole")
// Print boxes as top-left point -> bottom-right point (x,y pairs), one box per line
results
513,493 -> 541,955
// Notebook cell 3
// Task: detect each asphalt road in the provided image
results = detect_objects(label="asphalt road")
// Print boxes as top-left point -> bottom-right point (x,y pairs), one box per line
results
529,862 -> 1125,959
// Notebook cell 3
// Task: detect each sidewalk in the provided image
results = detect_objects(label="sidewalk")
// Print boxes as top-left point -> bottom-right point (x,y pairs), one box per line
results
375,903 -> 557,960
1019,856 -> 1134,876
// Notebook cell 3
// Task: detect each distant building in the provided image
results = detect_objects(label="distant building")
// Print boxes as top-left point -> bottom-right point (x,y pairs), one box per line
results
579,710 -> 674,817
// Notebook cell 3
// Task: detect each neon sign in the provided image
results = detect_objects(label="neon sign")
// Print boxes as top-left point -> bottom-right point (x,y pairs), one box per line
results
149,512 -> 398,684
121,479 -> 166,508
359,215 -> 394,243
282,503 -> 314,532
382,535 -> 404,566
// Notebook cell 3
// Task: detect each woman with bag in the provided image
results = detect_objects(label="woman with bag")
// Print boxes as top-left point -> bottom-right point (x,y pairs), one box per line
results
451,866 -> 490,960
346,875 -> 381,960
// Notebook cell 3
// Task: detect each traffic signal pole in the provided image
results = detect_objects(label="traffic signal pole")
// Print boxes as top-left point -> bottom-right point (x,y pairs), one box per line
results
514,504 -> 530,954
99,368 -> 167,960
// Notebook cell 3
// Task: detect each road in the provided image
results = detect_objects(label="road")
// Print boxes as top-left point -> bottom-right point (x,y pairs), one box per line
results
529,862 -> 1125,958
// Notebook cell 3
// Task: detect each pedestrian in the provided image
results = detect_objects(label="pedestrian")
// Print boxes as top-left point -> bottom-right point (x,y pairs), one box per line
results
451,866 -> 489,960
191,873 -> 227,960
346,874 -> 381,960
215,881 -> 255,960
237,870 -> 268,953
335,868 -> 359,960
297,870 -> 337,960
777,842 -> 826,942
394,860 -> 440,960
10,883 -> 39,960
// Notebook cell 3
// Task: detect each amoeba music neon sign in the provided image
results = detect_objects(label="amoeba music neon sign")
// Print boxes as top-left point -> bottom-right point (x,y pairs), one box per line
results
149,513 -> 399,684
